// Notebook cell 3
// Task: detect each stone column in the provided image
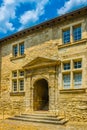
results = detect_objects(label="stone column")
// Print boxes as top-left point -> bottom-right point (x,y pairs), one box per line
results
49,69 -> 57,115
25,72 -> 33,113
29,76 -> 34,112
24,75 -> 31,112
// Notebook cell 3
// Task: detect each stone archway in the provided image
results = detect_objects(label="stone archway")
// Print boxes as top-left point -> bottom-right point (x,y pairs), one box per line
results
33,79 -> 49,111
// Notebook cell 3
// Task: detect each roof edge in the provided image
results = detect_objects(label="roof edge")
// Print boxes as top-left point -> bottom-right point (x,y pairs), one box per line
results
0,6 -> 87,43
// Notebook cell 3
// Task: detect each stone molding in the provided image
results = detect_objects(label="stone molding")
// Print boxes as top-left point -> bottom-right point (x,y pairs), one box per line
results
60,88 -> 87,94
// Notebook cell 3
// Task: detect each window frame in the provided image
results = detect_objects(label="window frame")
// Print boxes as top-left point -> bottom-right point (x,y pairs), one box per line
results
73,60 -> 82,69
11,70 -> 25,93
63,73 -> 71,89
12,80 -> 17,92
12,42 -> 25,57
74,72 -> 82,89
13,44 -> 18,57
62,28 -> 70,44
73,24 -> 82,42
19,42 -> 25,56
61,58 -> 83,90
19,79 -> 24,92
63,62 -> 70,70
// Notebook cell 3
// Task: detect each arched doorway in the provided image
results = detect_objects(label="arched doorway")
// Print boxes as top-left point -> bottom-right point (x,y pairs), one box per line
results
33,79 -> 49,111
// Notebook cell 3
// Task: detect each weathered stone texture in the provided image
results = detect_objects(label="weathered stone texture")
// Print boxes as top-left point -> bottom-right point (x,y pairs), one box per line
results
0,9 -> 87,122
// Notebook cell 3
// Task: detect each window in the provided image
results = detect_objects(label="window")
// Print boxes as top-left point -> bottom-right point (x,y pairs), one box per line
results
62,59 -> 82,89
74,61 -> 82,69
12,42 -> 25,57
63,29 -> 70,44
12,80 -> 17,92
12,70 -> 24,92
13,45 -> 18,57
12,71 -> 17,77
19,43 -> 24,55
19,71 -> 24,76
63,63 -> 70,70
73,25 -> 81,41
19,80 -> 24,91
63,74 -> 70,89
74,73 -> 82,88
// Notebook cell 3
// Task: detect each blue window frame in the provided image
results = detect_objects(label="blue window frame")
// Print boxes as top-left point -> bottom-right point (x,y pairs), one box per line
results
19,43 -> 24,55
63,29 -> 70,44
13,45 -> 18,57
73,26 -> 81,41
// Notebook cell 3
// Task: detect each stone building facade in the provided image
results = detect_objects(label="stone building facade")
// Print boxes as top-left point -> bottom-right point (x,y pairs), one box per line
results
0,7 -> 87,121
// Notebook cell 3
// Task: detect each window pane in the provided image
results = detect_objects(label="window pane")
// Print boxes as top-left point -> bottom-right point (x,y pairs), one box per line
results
63,29 -> 70,44
63,74 -> 70,89
19,43 -> 24,55
74,73 -> 82,88
19,71 -> 24,76
12,71 -> 17,77
74,61 -> 82,69
19,80 -> 24,91
12,80 -> 17,91
64,63 -> 70,70
13,45 -> 18,57
73,26 -> 81,41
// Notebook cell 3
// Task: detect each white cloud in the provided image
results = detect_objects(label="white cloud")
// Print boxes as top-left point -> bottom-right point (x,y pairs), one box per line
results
0,0 -> 48,33
19,0 -> 49,29
57,0 -> 87,15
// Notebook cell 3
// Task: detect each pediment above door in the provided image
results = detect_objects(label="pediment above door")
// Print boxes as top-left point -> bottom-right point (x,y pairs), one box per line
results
23,57 -> 61,70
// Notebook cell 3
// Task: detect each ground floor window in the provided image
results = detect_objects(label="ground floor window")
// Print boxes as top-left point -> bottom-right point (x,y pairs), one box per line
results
12,70 -> 24,92
12,80 -> 17,92
63,74 -> 70,89
74,73 -> 82,88
19,79 -> 24,91
62,58 -> 82,89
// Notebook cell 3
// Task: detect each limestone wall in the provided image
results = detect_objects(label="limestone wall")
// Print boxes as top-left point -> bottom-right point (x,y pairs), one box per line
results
0,13 -> 87,121
58,92 -> 87,122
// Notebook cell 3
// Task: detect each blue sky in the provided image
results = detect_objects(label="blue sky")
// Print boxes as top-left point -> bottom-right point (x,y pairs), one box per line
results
0,0 -> 87,38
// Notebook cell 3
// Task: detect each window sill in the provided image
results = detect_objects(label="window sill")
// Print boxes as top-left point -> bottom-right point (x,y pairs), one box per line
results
58,38 -> 87,49
62,70 -> 71,73
10,54 -> 26,61
72,68 -> 82,72
59,88 -> 87,94
10,92 -> 25,96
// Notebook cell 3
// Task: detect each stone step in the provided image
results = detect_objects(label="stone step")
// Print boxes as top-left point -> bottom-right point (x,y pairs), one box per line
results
15,115 -> 64,121
8,116 -> 68,125
21,113 -> 58,118
8,113 -> 68,125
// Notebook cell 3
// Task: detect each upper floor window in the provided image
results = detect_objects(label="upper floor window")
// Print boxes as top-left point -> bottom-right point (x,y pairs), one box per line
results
12,42 -> 25,57
73,25 -> 81,41
74,61 -> 82,69
63,29 -> 70,44
19,43 -> 24,55
13,45 -> 18,57
63,63 -> 70,70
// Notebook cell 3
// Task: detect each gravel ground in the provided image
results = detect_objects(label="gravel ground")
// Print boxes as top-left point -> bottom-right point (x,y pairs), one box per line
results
0,119 -> 87,130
